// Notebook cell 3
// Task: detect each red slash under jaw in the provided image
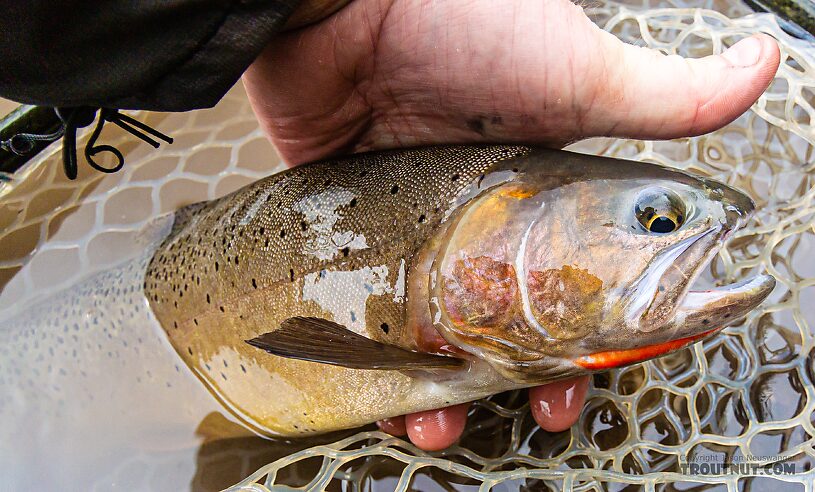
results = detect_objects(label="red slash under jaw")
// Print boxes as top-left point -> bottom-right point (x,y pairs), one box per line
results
572,328 -> 718,370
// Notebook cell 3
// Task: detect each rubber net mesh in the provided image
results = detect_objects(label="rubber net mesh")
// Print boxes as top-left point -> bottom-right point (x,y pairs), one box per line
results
0,0 -> 813,490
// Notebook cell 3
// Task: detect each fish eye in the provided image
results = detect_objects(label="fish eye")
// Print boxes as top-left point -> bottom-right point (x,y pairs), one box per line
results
635,188 -> 686,234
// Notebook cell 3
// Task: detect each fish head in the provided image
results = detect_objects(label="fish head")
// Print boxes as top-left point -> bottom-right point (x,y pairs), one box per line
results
430,151 -> 775,383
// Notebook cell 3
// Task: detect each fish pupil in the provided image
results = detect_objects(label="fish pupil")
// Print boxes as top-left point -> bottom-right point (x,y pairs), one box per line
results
649,216 -> 676,233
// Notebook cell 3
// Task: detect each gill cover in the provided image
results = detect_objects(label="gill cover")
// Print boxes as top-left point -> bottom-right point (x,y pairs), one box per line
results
431,180 -> 551,355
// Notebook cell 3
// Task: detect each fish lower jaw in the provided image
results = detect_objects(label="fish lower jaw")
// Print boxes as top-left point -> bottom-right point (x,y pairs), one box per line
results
629,255 -> 774,339
678,273 -> 776,316
576,275 -> 774,372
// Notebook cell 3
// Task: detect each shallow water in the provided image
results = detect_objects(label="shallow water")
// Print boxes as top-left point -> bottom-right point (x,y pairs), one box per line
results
0,1 -> 813,491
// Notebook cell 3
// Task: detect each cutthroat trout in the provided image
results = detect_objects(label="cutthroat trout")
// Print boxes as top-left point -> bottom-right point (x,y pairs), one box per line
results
144,145 -> 775,436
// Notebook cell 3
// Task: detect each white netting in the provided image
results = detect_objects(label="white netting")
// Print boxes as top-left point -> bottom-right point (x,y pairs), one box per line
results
0,1 -> 813,490
0,89 -> 284,316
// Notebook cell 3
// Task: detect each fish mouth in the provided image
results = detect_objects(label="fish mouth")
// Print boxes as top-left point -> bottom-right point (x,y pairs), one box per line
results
575,272 -> 775,370
580,214 -> 776,370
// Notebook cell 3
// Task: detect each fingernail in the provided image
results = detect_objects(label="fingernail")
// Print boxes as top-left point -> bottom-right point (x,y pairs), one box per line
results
721,36 -> 762,67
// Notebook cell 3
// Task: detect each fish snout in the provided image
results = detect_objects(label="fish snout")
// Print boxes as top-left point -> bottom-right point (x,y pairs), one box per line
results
714,181 -> 756,229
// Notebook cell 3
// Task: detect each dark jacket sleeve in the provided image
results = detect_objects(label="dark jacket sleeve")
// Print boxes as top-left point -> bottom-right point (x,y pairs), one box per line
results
0,1 -> 302,112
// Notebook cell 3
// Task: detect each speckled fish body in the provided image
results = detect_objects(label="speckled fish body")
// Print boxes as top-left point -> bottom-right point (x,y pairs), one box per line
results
145,145 -> 774,436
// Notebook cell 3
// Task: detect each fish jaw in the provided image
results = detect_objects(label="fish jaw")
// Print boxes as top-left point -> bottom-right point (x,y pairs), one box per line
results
573,274 -> 775,370
671,273 -> 776,335
486,271 -> 775,380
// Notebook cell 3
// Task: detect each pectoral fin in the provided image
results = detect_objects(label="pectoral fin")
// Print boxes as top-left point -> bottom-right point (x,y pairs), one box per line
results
246,317 -> 465,370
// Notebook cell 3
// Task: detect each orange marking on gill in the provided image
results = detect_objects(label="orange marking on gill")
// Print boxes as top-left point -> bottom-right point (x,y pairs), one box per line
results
573,328 -> 718,370
443,256 -> 518,329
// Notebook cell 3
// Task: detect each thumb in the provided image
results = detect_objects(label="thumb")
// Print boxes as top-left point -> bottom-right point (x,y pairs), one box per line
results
584,32 -> 780,140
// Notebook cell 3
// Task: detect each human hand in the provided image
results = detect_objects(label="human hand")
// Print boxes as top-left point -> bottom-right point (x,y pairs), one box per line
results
242,0 -> 780,450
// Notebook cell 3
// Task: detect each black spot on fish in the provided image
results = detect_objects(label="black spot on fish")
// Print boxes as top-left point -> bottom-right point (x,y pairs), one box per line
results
702,319 -> 710,325
390,185 -> 399,194
280,229 -> 286,238
466,117 -> 485,135
215,261 -> 219,272
418,214 -> 426,223
193,318 -> 198,325
187,347 -> 193,356
259,227 -> 265,235
289,269 -> 295,282
350,198 -> 357,208
219,306 -> 225,313
342,247 -> 350,257
240,364 -> 247,373
359,170 -> 367,178
300,221 -> 307,231
451,173 -> 460,182
252,278 -> 257,289
206,293 -> 210,304
380,323 -> 389,334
